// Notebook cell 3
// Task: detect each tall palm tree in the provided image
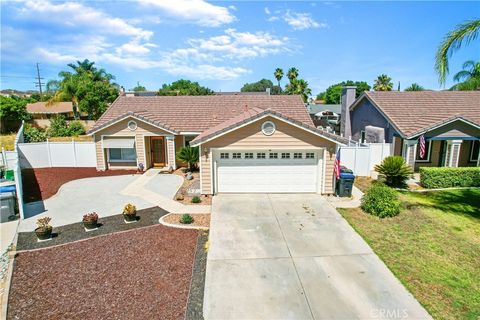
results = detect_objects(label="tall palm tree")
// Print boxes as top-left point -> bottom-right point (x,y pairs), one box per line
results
452,60 -> 480,90
373,74 -> 393,91
435,19 -> 480,85
68,59 -> 115,82
404,83 -> 425,91
274,68 -> 284,89
287,67 -> 299,82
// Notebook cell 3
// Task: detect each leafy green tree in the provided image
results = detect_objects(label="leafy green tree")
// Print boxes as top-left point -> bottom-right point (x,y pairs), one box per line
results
241,79 -> 275,93
0,96 -> 32,133
274,68 -> 284,89
132,82 -> 146,92
77,79 -> 119,120
316,91 -> 326,102
324,81 -> 371,104
287,67 -> 299,82
46,80 -> 61,93
66,121 -> 85,136
47,114 -> 70,137
404,83 -> 425,91
435,19 -> 480,85
157,79 -> 213,96
176,146 -> 199,170
23,124 -> 47,142
451,60 -> 480,90
373,74 -> 393,91
67,59 -> 115,82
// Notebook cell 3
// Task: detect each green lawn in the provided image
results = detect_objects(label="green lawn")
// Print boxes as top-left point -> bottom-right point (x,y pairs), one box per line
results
339,188 -> 480,320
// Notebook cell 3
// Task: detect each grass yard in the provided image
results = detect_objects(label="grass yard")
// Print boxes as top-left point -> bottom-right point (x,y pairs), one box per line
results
338,188 -> 480,320
0,133 -> 16,151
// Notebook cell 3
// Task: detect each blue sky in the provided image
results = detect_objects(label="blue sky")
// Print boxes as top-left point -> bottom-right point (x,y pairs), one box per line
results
1,1 -> 479,95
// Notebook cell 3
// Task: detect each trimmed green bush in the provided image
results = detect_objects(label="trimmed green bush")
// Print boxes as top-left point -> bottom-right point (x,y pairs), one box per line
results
420,167 -> 480,189
375,156 -> 413,188
361,184 -> 400,218
191,196 -> 201,203
180,214 -> 194,224
23,124 -> 47,142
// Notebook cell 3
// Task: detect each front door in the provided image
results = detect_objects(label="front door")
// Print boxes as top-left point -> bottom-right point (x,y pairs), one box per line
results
151,137 -> 166,167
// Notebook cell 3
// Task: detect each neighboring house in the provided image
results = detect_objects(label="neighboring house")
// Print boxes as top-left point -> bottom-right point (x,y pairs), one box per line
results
306,103 -> 341,132
87,95 -> 349,195
342,88 -> 480,170
26,102 -> 95,129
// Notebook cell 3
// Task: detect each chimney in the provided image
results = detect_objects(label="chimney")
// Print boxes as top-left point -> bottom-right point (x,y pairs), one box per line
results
266,87 -> 271,95
340,86 -> 356,138
120,86 -> 126,96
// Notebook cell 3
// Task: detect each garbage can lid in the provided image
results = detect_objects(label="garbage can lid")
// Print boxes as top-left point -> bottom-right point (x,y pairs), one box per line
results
339,172 -> 355,179
340,166 -> 354,174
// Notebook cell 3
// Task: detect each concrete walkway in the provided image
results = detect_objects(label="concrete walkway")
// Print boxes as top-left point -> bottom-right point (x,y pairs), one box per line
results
120,169 -> 210,214
326,185 -> 363,208
204,194 -> 431,320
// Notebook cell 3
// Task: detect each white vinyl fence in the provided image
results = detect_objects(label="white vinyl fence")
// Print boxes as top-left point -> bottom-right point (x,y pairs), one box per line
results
1,149 -> 18,170
340,142 -> 392,176
18,140 -> 96,168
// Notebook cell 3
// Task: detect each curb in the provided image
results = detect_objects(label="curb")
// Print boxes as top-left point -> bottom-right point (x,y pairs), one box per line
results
159,214 -> 209,230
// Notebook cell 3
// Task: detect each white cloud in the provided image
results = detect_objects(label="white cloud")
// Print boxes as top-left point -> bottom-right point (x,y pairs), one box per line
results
265,7 -> 271,15
283,11 -> 327,30
20,1 -> 152,40
138,0 -> 235,27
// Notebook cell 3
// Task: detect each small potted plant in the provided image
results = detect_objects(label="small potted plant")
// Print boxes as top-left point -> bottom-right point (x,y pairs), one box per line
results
35,217 -> 52,240
123,203 -> 137,223
83,212 -> 98,230
137,163 -> 144,173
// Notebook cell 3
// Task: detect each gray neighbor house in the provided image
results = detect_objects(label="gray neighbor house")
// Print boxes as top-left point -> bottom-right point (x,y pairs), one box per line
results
339,87 -> 480,171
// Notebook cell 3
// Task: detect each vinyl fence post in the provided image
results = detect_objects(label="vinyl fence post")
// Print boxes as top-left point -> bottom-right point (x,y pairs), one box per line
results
1,147 -> 6,168
381,139 -> 385,158
72,138 -> 77,167
353,143 -> 357,174
47,138 -> 52,168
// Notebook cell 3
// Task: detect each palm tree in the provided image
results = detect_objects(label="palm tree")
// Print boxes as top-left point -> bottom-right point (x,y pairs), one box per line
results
435,19 -> 480,85
287,67 -> 298,82
68,59 -> 115,82
274,68 -> 284,89
373,74 -> 393,91
176,146 -> 199,171
48,72 -> 81,119
452,60 -> 480,90
404,83 -> 425,91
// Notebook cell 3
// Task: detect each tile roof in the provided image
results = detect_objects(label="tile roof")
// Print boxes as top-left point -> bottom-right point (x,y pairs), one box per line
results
357,91 -> 480,138
190,107 -> 349,146
89,95 -> 313,134
26,102 -> 73,114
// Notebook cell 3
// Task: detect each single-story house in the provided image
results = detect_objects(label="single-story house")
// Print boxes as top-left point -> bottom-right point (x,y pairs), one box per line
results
87,95 -> 349,195
26,102 -> 95,129
341,88 -> 480,170
306,103 -> 341,132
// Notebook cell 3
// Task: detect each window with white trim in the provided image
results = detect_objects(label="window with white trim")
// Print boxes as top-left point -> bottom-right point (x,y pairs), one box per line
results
261,121 -> 276,135
470,140 -> 479,162
108,148 -> 136,162
415,140 -> 431,162
257,152 -> 266,159
220,153 -> 229,159
281,152 -> 290,159
232,152 -> 241,159
269,152 -> 278,159
306,152 -> 315,159
245,152 -> 254,159
293,152 -> 302,159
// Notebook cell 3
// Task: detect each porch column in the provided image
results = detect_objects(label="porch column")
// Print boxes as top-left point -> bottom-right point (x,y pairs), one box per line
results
166,136 -> 176,170
403,139 -> 417,169
446,140 -> 462,167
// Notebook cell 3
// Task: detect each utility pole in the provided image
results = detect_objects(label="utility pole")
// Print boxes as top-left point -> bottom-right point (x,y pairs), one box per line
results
35,63 -> 45,97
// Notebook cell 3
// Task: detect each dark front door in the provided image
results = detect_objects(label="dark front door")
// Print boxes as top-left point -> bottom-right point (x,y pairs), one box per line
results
151,137 -> 166,167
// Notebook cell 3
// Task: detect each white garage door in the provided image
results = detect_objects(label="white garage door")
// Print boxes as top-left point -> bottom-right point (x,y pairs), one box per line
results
214,150 -> 322,193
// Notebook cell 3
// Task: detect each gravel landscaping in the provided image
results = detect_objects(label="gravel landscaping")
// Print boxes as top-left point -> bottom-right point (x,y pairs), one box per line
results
163,214 -> 210,228
16,207 -> 168,251
8,224 -> 199,320
186,230 -> 209,320
22,167 -> 138,203
173,168 -> 212,205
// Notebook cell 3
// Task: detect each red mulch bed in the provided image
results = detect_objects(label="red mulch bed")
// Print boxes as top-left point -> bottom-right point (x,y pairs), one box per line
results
22,167 -> 138,203
8,225 -> 199,320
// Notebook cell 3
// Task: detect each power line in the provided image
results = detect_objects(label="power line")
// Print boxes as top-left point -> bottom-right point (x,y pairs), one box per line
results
35,62 -> 45,97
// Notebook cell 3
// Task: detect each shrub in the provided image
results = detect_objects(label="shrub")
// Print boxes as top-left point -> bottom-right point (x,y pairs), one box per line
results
122,203 -> 136,215
36,216 -> 52,231
83,212 -> 98,222
420,167 -> 480,189
180,214 -> 194,224
176,146 -> 199,170
375,156 -> 413,188
361,184 -> 400,218
48,114 -> 70,137
67,120 -> 85,136
23,124 -> 47,142
191,196 -> 201,203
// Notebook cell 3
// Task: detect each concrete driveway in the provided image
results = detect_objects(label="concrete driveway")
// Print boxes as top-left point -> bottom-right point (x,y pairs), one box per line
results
204,194 -> 431,320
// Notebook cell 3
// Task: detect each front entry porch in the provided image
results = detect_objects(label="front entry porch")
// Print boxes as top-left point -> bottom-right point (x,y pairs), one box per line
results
144,136 -> 177,170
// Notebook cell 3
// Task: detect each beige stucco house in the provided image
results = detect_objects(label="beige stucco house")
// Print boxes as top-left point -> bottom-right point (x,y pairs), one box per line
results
87,95 -> 348,195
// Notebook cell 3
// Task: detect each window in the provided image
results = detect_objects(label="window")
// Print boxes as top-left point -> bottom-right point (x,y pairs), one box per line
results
293,153 -> 302,159
232,152 -> 241,159
261,121 -> 276,136
415,140 -> 431,162
470,140 -> 480,162
127,120 -> 137,131
220,153 -> 229,159
109,148 -> 136,162
269,152 -> 278,159
306,152 -> 315,159
245,152 -> 254,159
257,153 -> 266,159
281,152 -> 290,159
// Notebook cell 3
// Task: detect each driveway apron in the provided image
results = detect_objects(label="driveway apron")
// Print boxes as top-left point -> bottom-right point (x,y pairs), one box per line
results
204,194 -> 431,320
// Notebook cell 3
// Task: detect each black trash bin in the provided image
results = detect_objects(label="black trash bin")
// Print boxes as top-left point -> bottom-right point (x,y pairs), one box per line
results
336,167 -> 355,197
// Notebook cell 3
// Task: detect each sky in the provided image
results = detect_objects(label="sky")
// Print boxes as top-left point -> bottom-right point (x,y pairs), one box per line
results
1,1 -> 479,95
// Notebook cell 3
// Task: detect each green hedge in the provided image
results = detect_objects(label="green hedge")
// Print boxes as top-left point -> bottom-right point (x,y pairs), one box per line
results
420,167 -> 480,189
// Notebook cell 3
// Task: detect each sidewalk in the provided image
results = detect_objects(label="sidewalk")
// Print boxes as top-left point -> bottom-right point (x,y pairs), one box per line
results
325,186 -> 363,208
